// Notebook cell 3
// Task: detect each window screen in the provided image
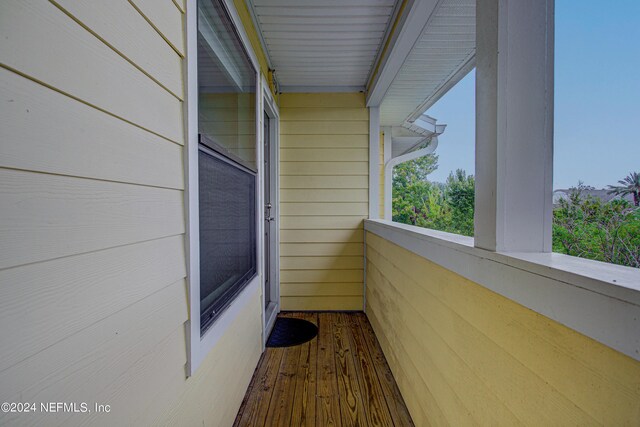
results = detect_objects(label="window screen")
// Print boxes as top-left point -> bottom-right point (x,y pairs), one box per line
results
199,146 -> 256,332
197,0 -> 257,334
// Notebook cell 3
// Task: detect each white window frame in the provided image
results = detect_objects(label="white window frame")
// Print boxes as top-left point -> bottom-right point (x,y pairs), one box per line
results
184,0 -> 264,376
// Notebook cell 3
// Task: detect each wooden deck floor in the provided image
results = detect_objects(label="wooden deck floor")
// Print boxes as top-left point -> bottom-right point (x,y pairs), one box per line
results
233,312 -> 414,427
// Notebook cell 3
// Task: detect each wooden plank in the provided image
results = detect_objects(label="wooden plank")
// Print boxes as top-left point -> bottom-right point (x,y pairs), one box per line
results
0,279 -> 187,408
280,176 -> 368,189
0,69 -> 183,189
281,296 -> 363,311
281,162 -> 368,176
281,149 -> 368,162
280,216 -> 365,230
281,108 -> 368,121
281,230 -> 364,244
128,0 -> 184,56
280,243 -> 363,257
281,282 -> 363,298
281,256 -> 364,270
280,134 -> 368,148
281,121 -> 368,135
264,339 -> 302,426
280,93 -> 365,108
0,0 -> 184,143
52,0 -> 183,98
341,313 -> 395,427
356,314 -> 415,426
234,348 -> 285,426
0,236 -> 186,372
316,313 -> 342,426
290,313 -> 318,427
0,169 -> 184,269
281,270 -> 364,284
332,313 -> 367,426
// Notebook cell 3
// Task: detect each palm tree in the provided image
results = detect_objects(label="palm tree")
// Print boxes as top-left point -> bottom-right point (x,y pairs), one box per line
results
607,172 -> 640,206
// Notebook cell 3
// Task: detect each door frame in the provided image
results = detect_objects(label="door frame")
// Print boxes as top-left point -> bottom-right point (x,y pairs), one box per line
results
261,75 -> 280,347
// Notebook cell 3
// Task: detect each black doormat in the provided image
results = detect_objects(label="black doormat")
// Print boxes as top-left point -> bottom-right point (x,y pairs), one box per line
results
266,317 -> 318,348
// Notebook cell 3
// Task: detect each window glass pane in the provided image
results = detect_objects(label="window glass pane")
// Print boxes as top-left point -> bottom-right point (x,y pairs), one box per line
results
198,0 -> 256,169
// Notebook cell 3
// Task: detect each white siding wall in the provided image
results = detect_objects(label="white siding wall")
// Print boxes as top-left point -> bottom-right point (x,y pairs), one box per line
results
0,1 -> 261,425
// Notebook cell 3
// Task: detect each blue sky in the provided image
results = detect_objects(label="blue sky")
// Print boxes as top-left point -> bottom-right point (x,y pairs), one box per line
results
424,0 -> 640,189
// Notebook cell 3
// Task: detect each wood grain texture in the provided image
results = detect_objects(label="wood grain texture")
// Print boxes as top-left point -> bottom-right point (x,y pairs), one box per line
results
0,69 -> 183,189
52,0 -> 183,98
234,312 -> 414,426
365,231 -> 640,425
0,168 -> 185,269
0,0 -> 184,143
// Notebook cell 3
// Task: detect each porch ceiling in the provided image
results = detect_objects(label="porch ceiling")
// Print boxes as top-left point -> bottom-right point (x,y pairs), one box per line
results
380,0 -> 475,127
247,0 -> 397,92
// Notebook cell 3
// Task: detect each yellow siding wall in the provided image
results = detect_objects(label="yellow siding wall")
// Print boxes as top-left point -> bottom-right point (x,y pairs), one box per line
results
279,93 -> 368,310
0,1 -> 263,426
365,232 -> 640,426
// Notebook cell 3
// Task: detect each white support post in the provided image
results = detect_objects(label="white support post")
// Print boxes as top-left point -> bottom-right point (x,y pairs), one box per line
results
475,0 -> 554,252
382,126 -> 392,219
369,107 -> 381,219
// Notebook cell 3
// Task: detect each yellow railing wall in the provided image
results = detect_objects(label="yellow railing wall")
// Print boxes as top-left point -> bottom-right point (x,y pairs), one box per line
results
365,231 -> 640,425
279,93 -> 369,310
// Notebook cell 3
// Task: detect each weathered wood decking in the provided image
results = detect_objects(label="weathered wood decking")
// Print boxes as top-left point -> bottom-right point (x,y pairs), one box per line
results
233,312 -> 414,427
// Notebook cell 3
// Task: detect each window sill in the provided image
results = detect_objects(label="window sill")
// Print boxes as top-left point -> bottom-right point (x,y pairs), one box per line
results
364,219 -> 640,361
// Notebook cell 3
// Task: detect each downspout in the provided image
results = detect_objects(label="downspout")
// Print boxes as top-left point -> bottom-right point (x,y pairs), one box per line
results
384,137 -> 439,221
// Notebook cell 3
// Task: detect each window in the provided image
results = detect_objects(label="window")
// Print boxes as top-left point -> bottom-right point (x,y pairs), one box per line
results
197,0 -> 258,334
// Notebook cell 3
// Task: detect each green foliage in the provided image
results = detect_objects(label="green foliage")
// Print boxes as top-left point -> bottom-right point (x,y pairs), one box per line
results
392,163 -> 640,268
392,156 -> 474,237
553,183 -> 640,268
607,171 -> 640,206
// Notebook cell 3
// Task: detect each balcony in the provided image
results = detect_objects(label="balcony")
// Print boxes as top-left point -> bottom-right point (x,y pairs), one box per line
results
1,0 -> 639,426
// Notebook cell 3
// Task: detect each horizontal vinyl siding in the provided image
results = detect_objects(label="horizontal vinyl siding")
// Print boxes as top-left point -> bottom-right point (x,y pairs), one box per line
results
0,1 -> 264,426
279,93 -> 368,310
365,232 -> 640,426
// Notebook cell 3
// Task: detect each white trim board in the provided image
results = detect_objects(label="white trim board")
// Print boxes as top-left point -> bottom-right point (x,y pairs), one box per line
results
184,0 -> 264,376
364,219 -> 640,362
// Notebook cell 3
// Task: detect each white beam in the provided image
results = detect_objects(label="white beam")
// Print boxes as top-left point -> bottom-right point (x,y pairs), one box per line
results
369,107 -> 381,219
475,0 -> 554,252
366,0 -> 440,107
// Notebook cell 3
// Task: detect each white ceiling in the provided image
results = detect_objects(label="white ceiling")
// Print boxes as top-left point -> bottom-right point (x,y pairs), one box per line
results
380,0 -> 476,126
247,0 -> 397,91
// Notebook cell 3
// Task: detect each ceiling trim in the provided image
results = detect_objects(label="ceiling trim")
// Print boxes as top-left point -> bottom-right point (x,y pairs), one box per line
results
280,85 -> 366,93
406,52 -> 475,122
245,0 -> 273,69
366,0 -> 443,107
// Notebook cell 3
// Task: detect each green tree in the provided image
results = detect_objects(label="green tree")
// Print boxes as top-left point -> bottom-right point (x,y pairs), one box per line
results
444,169 -> 475,236
607,171 -> 640,206
553,183 -> 640,268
